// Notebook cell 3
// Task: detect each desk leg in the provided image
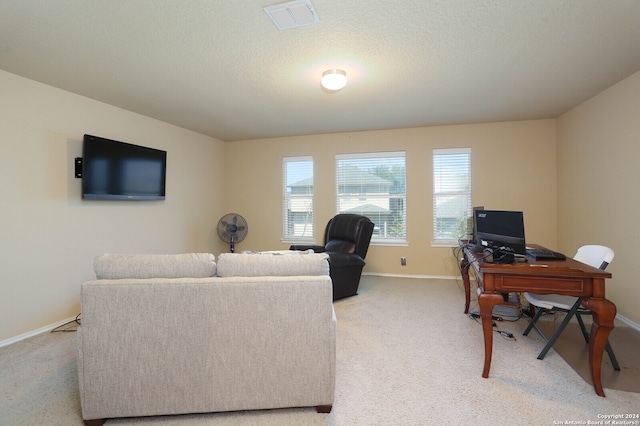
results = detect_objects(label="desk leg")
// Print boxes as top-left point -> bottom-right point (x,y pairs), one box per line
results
460,258 -> 471,314
478,291 -> 504,378
582,297 -> 616,397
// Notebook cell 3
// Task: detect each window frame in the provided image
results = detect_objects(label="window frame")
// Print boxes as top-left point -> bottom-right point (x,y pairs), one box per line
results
432,147 -> 472,246
282,156 -> 314,242
335,151 -> 407,244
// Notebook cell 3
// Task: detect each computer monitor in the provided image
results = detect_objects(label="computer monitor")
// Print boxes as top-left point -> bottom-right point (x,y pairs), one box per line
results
471,205 -> 485,243
475,210 -> 526,263
466,205 -> 485,251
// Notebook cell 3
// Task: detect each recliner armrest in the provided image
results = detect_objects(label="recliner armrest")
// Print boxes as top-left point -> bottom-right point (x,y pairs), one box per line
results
326,253 -> 365,269
290,244 -> 326,253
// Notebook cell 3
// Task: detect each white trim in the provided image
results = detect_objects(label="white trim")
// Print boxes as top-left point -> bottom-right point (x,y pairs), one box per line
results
280,238 -> 315,244
616,314 -> 640,332
431,241 -> 460,248
370,241 -> 409,247
433,147 -> 471,155
0,315 -> 79,348
335,150 -> 405,160
283,155 -> 313,163
362,272 -> 457,280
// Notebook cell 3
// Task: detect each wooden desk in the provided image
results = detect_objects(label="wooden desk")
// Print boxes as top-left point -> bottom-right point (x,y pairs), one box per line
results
459,244 -> 615,397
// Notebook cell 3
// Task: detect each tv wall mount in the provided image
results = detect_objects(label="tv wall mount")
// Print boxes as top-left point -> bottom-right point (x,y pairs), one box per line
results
75,157 -> 83,178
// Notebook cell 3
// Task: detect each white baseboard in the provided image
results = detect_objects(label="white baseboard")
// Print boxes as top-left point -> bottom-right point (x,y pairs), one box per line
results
362,272 -> 457,280
616,314 -> 640,332
0,315 -> 79,348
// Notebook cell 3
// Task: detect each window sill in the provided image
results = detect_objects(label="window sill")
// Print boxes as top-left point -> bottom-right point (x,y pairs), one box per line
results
371,241 -> 409,247
281,238 -> 316,245
431,240 -> 463,248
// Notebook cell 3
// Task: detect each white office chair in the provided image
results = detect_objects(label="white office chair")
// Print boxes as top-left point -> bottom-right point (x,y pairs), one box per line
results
522,245 -> 619,370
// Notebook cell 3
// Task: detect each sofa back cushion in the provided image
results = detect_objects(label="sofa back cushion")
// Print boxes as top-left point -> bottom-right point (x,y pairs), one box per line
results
94,253 -> 216,279
216,252 -> 329,277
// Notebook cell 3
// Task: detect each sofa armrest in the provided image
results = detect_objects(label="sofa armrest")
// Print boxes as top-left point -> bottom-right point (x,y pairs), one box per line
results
326,252 -> 365,269
290,244 -> 326,253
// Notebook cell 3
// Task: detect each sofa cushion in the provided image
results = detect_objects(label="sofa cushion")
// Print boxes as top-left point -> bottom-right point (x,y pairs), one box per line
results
94,253 -> 216,279
216,251 -> 329,277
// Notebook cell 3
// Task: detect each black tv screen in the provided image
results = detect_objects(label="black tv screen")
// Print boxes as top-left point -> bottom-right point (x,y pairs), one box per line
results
82,134 -> 166,200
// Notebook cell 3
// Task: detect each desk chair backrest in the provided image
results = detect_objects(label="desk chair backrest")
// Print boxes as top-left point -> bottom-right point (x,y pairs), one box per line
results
574,245 -> 614,271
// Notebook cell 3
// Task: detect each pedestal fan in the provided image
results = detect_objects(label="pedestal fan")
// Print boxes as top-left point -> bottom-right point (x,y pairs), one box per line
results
217,213 -> 248,253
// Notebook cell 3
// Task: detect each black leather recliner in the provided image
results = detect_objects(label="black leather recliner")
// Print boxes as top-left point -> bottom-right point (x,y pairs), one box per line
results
290,214 -> 374,300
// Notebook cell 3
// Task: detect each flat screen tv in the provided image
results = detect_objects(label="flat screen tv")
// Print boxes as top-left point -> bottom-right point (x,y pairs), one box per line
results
475,210 -> 526,263
82,134 -> 166,200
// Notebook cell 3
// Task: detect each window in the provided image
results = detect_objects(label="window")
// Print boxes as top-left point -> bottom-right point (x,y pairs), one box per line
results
433,148 -> 472,245
336,152 -> 406,243
283,156 -> 314,240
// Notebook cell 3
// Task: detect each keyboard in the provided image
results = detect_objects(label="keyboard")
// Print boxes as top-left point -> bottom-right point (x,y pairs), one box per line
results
526,248 -> 566,260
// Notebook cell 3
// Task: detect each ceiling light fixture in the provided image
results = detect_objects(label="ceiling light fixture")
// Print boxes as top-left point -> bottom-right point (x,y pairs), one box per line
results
321,69 -> 347,91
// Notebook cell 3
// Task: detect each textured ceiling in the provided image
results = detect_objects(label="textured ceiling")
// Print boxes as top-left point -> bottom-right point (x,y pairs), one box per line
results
2,1 -> 640,142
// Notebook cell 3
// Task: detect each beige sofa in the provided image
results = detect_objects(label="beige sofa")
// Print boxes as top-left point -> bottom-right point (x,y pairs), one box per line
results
77,252 -> 336,426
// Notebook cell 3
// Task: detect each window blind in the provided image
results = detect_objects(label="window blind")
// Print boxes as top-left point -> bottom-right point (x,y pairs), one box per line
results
336,152 -> 406,242
283,156 -> 314,240
433,148 -> 472,245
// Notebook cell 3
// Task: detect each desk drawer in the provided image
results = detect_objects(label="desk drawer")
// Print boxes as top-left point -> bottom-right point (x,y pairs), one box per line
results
491,275 -> 590,296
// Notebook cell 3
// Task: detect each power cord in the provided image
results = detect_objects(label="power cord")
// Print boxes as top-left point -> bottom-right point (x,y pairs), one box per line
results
468,312 -> 517,340
497,330 -> 515,339
468,311 -> 504,322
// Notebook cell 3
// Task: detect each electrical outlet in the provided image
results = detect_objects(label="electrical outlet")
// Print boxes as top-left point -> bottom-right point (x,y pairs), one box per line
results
400,257 -> 406,266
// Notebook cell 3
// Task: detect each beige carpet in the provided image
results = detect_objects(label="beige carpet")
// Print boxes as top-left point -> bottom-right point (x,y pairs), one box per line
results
536,320 -> 640,393
2,276 -> 640,425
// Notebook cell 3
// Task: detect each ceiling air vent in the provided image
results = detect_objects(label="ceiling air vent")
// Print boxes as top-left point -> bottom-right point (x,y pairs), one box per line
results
264,0 -> 320,31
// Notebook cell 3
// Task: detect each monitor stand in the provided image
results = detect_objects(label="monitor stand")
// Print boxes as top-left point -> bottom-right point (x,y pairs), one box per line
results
488,250 -> 515,264
468,243 -> 485,253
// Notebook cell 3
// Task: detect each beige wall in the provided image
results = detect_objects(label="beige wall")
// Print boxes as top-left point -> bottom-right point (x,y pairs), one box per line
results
225,120 -> 557,277
0,71 -> 227,342
6,64 -> 636,342
557,70 -> 640,325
